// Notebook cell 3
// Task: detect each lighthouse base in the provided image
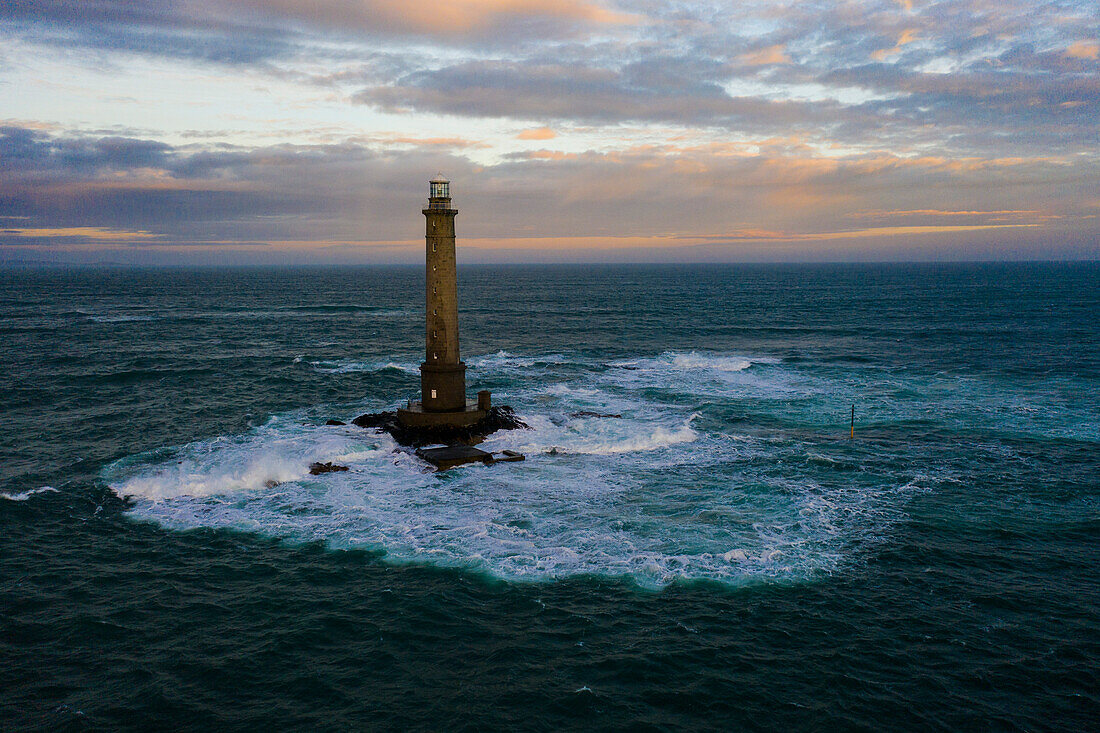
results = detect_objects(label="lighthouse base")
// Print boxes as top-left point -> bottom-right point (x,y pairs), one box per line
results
396,399 -> 486,429
351,404 -> 528,448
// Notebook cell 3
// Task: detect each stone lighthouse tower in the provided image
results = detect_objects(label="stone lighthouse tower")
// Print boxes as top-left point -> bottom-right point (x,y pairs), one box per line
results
397,176 -> 489,429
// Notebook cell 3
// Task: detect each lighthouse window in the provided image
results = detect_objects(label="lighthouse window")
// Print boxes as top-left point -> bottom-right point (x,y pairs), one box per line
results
432,242 -> 436,251
432,286 -> 436,294
432,265 -> 436,272
432,330 -> 437,339
431,389 -> 437,399
433,309 -> 437,316
433,352 -> 438,360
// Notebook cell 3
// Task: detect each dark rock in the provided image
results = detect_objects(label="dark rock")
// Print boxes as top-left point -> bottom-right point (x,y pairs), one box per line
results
352,405 -> 529,448
309,462 -> 349,475
570,410 -> 623,419
416,445 -> 493,470
351,412 -> 391,428
325,419 -> 346,426
478,405 -> 529,433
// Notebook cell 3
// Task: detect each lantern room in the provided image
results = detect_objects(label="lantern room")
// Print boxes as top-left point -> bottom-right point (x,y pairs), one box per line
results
429,175 -> 450,202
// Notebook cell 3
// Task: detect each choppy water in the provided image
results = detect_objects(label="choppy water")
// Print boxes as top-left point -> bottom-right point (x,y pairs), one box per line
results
2,264 -> 1098,730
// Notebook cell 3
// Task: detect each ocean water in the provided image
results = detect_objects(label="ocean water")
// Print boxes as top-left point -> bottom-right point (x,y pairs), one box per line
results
1,263 -> 1098,730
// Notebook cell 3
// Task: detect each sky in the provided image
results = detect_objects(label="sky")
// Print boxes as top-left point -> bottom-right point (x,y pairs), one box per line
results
1,0 -> 1097,265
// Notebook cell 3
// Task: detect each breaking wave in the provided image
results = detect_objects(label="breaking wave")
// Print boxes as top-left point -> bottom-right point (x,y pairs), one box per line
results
1,486 -> 60,501
89,315 -> 156,323
612,351 -> 776,373
469,351 -> 573,369
104,350 -> 932,588
309,359 -> 418,374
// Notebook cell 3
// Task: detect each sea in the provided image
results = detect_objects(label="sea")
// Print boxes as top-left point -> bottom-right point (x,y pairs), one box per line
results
1,263 -> 1097,730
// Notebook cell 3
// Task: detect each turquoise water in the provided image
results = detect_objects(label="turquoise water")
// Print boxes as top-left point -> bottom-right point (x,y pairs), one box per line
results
2,263 -> 1098,729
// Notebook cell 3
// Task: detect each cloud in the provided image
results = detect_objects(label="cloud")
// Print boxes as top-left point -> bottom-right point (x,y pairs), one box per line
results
2,226 -> 162,242
356,60 -> 835,132
739,45 -> 791,66
227,0 -> 637,38
4,0 -> 1100,262
2,124 -> 1096,264
517,127 -> 558,140
687,223 -> 1040,242
1065,41 -> 1099,60
0,0 -> 637,65
0,0 -> 296,64
872,28 -> 919,61
5,0 -> 1099,160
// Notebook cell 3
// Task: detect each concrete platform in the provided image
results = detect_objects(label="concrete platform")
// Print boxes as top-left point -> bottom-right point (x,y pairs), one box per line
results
416,445 -> 494,470
397,399 -> 486,428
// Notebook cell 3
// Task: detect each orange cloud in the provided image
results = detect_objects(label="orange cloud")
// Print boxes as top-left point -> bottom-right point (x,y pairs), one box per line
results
275,225 -> 1044,251
872,29 -> 918,60
517,127 -> 557,140
518,150 -> 581,160
3,227 -> 162,241
853,209 -> 1043,218
0,118 -> 58,130
230,0 -> 637,37
739,44 -> 791,66
690,224 -> 1041,243
1064,41 -> 1099,60
374,134 -> 488,148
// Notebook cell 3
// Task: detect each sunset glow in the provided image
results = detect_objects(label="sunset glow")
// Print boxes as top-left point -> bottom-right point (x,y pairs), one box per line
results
1,0 -> 1097,264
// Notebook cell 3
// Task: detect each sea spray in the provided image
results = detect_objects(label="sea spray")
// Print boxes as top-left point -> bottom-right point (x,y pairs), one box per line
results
106,350 -> 924,587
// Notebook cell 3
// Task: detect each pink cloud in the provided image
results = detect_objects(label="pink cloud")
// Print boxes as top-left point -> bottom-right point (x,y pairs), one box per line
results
1064,40 -> 1099,60
739,44 -> 791,66
223,0 -> 637,38
517,127 -> 558,140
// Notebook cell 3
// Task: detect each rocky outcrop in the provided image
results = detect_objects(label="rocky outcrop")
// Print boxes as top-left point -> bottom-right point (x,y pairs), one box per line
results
352,405 -> 528,447
569,411 -> 622,419
325,419 -> 346,426
309,462 -> 349,475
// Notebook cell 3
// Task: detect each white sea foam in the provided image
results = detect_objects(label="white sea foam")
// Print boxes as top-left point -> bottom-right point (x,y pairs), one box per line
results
109,419 -> 388,501
492,412 -> 698,456
612,351 -> 777,373
469,351 -> 571,369
90,315 -> 156,323
309,360 -> 418,374
604,350 -> 803,399
1,486 -> 60,501
106,351 -> 921,588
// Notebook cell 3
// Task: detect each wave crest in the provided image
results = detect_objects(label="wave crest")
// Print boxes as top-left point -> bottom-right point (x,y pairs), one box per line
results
1,486 -> 60,502
105,350 -> 920,588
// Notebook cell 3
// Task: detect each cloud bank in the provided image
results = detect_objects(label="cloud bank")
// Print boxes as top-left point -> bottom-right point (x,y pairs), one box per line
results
1,0 -> 1097,263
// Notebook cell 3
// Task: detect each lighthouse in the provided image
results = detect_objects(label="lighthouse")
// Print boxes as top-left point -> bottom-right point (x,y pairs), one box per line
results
397,176 -> 490,429
347,175 -> 526,466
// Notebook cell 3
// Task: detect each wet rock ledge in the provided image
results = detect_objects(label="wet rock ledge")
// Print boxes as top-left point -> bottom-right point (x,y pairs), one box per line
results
350,405 -> 528,447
